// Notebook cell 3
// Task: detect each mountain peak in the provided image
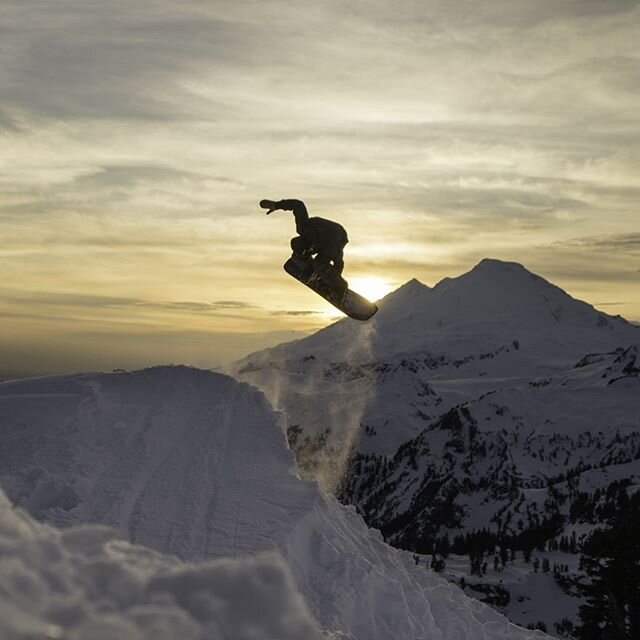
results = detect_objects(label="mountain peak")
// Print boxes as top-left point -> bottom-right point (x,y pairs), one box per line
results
381,277 -> 429,299
236,259 -> 639,368
464,258 -> 549,286
369,277 -> 428,308
472,258 -> 530,273
391,277 -> 429,291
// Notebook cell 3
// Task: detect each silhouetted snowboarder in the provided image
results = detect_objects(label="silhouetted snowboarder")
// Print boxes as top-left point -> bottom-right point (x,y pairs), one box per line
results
260,198 -> 348,285
260,198 -> 378,321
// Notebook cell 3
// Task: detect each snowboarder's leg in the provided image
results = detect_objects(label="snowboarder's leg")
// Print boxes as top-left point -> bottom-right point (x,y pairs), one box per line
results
290,236 -> 314,276
290,236 -> 311,257
315,252 -> 348,294
314,252 -> 331,273
332,252 -> 348,290
333,250 -> 345,277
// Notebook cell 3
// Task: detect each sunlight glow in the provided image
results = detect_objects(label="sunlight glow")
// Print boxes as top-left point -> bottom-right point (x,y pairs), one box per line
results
349,276 -> 393,302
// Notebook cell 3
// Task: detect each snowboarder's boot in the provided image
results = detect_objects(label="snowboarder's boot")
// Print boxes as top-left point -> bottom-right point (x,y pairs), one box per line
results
291,253 -> 314,278
314,262 -> 348,297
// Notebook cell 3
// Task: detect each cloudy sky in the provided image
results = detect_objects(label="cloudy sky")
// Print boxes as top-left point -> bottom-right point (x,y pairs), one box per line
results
1,0 -> 639,377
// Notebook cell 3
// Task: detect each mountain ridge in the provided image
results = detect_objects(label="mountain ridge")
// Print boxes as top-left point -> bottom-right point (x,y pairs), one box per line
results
230,259 -> 640,634
234,258 -> 638,373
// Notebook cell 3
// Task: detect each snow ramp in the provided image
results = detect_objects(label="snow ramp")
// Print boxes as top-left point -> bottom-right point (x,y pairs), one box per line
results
0,366 -> 547,639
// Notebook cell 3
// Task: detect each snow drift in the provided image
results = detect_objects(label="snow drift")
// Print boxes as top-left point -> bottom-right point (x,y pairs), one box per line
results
0,489 -> 323,640
0,366 -> 545,639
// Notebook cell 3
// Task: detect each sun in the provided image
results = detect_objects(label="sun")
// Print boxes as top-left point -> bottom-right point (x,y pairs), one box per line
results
349,276 -> 393,302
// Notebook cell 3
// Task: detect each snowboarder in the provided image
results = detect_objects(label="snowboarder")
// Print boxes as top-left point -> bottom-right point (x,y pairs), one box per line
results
260,198 -> 378,321
260,198 -> 349,288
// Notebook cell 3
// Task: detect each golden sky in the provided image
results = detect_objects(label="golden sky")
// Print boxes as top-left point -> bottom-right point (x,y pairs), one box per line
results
1,0 -> 639,378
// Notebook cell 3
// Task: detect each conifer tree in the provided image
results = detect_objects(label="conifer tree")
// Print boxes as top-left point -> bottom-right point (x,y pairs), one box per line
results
578,493 -> 640,639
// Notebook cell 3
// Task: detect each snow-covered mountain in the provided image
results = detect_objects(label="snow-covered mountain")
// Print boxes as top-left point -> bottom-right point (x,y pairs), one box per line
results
236,258 -> 636,369
230,259 -> 640,635
0,366 -> 545,640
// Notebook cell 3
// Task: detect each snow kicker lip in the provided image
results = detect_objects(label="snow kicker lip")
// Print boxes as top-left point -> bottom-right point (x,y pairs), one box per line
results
0,365 -> 548,640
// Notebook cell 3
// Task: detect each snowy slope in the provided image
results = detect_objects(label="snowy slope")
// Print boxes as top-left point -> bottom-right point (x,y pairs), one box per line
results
228,259 -> 640,634
344,349 -> 640,540
230,260 -> 639,491
0,488 -> 323,640
0,366 -> 545,640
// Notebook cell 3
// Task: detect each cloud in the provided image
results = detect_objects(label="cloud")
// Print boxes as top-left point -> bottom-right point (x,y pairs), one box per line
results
0,290 -> 259,314
357,0 -> 638,29
551,233 -> 640,253
1,291 -> 138,308
0,327 -> 312,379
139,300 -> 260,312
1,0 -> 639,371
71,165 -> 235,189
1,2 -> 267,121
270,310 -> 329,317
0,108 -> 21,132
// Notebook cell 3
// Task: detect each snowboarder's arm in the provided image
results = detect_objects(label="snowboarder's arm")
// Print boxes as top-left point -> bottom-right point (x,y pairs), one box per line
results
260,198 -> 310,235
275,199 -> 308,217
260,199 -> 308,217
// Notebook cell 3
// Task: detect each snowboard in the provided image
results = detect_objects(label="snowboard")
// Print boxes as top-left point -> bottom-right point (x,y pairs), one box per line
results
284,256 -> 378,321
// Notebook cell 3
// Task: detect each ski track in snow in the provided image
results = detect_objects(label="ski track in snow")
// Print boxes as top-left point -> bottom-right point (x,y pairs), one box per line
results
0,366 -> 547,640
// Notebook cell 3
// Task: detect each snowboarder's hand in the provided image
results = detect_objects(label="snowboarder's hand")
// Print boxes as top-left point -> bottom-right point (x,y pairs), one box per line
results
260,199 -> 279,215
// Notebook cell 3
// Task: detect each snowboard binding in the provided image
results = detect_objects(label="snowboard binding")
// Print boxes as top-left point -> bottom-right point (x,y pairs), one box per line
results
292,254 -> 348,299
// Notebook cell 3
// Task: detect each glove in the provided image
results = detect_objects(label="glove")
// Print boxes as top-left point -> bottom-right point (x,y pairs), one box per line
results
259,199 -> 279,215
